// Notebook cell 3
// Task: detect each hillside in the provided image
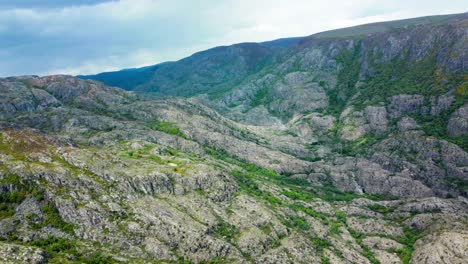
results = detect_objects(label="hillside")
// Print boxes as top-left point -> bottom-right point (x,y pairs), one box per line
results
1,13 -> 467,264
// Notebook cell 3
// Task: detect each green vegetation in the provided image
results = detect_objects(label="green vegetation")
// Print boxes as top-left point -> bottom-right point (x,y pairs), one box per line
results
0,174 -> 39,220
212,214 -> 240,242
251,85 -> 270,108
444,177 -> 468,193
281,189 -> 314,201
320,256 -> 331,264
31,237 -> 77,255
329,221 -> 341,235
311,236 -> 332,251
341,135 -> 384,157
0,190 -> 25,219
327,42 -> 362,116
29,237 -> 118,264
348,228 -> 380,264
283,215 -> 310,230
0,171 -> 75,234
36,204 -> 76,234
391,226 -> 425,264
412,99 -> 468,152
367,204 -> 394,215
212,221 -> 240,242
355,49 -> 438,108
120,143 -> 185,169
288,204 -> 327,221
205,147 -> 386,204
146,121 -> 187,138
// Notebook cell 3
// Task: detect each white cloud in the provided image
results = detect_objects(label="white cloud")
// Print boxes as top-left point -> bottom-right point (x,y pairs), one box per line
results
0,0 -> 466,76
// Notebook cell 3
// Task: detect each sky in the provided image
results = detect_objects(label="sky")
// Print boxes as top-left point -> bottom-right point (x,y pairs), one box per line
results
0,0 -> 466,77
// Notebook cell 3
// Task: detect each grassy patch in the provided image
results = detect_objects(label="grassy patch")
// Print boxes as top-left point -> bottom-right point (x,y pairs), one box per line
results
211,214 -> 239,242
288,204 -> 328,221
367,204 -> 394,215
30,237 -> 118,263
444,177 -> 468,193
39,204 -> 76,234
391,226 -> 424,264
340,135 -> 385,157
311,237 -> 332,252
321,256 -> 331,264
0,190 -> 26,219
146,121 -> 187,138
327,42 -> 363,116
251,85 -> 269,108
0,174 -> 34,220
348,228 -> 380,264
329,221 -> 342,235
283,215 -> 310,231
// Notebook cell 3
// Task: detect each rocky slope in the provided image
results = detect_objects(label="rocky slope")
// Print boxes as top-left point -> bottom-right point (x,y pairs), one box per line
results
1,13 -> 467,264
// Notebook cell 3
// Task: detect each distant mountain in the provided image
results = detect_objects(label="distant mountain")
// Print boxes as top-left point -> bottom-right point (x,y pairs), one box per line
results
79,36 -> 310,96
260,36 -> 304,47
80,13 -> 467,100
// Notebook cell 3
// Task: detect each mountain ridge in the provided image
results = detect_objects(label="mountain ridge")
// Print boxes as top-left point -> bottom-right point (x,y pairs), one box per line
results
79,12 -> 467,96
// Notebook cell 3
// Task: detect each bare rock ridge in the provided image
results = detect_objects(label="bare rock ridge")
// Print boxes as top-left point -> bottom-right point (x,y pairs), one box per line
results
1,13 -> 467,264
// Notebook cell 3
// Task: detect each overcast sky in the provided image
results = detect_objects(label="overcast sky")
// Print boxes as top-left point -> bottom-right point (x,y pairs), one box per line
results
0,0 -> 466,77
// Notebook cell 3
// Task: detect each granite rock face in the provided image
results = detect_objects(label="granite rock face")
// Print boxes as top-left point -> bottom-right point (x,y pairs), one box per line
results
387,95 -> 425,119
447,104 -> 468,137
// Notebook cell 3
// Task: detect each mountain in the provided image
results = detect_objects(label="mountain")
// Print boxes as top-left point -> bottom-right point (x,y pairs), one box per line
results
80,13 -> 466,99
1,13 -> 467,264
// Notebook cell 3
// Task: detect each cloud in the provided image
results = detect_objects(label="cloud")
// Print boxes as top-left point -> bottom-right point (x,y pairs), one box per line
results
0,0 -> 466,77
0,0 -> 116,8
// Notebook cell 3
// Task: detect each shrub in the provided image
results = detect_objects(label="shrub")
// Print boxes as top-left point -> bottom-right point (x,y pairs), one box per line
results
311,237 -> 332,252
41,204 -> 76,234
212,220 -> 239,242
284,215 -> 310,230
367,204 -> 394,214
86,252 -> 117,264
146,121 -> 186,138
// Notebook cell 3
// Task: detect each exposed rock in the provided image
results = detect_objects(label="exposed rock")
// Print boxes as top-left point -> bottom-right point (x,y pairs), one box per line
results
412,231 -> 468,264
447,104 -> 468,137
363,236 -> 404,250
308,114 -> 336,132
14,197 -> 43,223
430,95 -> 454,116
340,107 -> 369,141
398,116 -> 420,132
365,106 -> 388,134
388,95 -> 424,119
0,242 -> 46,264
346,217 -> 403,236
374,250 -> 402,264
0,219 -> 17,238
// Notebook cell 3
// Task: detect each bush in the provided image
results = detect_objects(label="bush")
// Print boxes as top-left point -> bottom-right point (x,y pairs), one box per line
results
31,237 -> 76,254
86,253 -> 116,264
41,204 -> 76,234
212,220 -> 239,242
146,121 -> 186,138
311,237 -> 332,252
367,204 -> 394,214
284,215 -> 310,230
329,222 -> 342,235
